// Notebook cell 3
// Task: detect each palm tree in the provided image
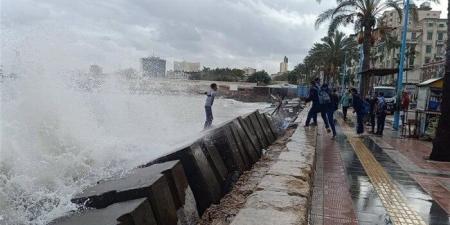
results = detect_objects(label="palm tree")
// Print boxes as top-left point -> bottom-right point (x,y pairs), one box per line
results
315,0 -> 404,95
306,31 -> 358,83
429,1 -> 450,162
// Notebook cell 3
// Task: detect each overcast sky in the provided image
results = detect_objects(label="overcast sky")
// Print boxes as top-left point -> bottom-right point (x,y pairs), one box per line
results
1,0 -> 447,74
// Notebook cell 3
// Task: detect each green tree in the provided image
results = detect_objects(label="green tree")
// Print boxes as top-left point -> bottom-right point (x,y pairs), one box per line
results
304,31 -> 358,84
247,70 -> 271,85
430,1 -> 450,162
315,0 -> 404,94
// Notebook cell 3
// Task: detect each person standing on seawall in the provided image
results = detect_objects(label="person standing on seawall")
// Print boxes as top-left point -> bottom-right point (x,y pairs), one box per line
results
340,90 -> 352,121
204,83 -> 218,129
350,88 -> 365,137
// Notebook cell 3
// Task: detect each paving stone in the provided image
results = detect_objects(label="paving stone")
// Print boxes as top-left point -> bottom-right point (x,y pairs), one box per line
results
245,190 -> 308,213
267,160 -> 312,181
257,174 -> 310,198
278,151 -> 311,165
50,198 -> 157,225
230,208 -> 304,225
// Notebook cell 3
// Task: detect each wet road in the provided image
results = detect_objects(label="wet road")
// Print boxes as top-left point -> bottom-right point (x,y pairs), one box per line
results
310,119 -> 450,225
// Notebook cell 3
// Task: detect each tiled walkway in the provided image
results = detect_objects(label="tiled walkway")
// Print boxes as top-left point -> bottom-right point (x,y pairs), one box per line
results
310,115 -> 450,225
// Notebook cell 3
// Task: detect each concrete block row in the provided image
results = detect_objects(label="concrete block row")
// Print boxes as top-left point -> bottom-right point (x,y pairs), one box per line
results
51,160 -> 196,225
51,111 -> 280,225
151,111 -> 279,215
231,107 -> 317,225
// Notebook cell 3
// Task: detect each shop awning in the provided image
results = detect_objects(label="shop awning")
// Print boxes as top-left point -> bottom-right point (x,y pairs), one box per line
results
417,77 -> 443,88
358,68 -> 411,77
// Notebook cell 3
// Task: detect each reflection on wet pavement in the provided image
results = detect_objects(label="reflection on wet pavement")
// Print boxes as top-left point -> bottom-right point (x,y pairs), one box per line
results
310,119 -> 450,225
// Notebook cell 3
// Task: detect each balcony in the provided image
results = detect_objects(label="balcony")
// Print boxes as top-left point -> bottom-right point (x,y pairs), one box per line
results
436,40 -> 445,45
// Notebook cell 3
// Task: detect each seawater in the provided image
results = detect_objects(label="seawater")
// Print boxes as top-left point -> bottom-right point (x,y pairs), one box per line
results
0,74 -> 266,225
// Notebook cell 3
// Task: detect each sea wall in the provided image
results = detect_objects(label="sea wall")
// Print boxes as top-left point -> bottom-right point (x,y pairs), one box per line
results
49,110 -> 282,225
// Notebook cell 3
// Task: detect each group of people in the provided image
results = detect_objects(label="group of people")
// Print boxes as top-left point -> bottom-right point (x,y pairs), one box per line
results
304,78 -> 390,138
304,78 -> 339,139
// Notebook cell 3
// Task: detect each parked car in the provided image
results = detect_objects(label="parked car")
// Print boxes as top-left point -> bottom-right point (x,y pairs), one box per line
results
372,86 -> 396,114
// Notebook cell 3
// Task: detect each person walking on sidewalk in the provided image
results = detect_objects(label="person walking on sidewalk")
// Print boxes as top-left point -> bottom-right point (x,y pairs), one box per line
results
340,90 -> 352,121
368,93 -> 378,133
401,91 -> 410,126
319,84 -> 336,135
305,78 -> 320,126
375,92 -> 387,136
204,83 -> 218,129
328,87 -> 339,139
350,88 -> 366,136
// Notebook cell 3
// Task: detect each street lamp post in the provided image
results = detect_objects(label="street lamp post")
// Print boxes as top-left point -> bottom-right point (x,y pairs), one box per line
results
393,0 -> 410,130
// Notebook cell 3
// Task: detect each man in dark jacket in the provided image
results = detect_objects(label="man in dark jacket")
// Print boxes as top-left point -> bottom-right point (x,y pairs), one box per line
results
305,78 -> 329,128
320,84 -> 337,138
305,79 -> 319,126
350,88 -> 365,136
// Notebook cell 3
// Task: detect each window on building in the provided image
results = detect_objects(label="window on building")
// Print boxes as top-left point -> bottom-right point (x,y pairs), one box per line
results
426,45 -> 432,53
438,32 -> 444,40
425,57 -> 431,63
428,23 -> 434,27
437,46 -> 443,55
411,32 -> 416,40
427,32 -> 433,40
409,56 -> 414,67
439,23 -> 445,28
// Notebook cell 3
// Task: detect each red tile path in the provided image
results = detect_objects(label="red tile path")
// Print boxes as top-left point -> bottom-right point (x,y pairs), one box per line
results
312,126 -> 359,225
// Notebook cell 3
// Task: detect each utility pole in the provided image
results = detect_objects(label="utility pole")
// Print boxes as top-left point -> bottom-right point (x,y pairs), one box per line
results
341,52 -> 347,95
394,0 -> 410,130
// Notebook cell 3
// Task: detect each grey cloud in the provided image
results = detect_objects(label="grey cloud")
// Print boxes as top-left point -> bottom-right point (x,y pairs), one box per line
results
5,0 -> 444,73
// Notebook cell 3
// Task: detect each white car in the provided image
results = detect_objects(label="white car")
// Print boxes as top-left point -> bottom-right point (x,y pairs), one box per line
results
372,86 -> 396,114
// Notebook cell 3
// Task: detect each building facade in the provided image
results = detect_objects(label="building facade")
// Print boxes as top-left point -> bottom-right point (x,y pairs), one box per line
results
280,56 -> 288,73
173,61 -> 200,73
370,3 -> 447,85
141,56 -> 166,78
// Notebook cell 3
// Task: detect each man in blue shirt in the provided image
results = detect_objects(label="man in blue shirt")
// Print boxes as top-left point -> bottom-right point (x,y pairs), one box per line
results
204,83 -> 218,129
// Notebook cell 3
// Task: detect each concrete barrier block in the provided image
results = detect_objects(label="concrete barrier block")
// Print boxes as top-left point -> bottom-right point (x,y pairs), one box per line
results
145,161 -> 199,224
262,113 -> 278,139
153,142 -> 222,215
202,139 -> 234,193
232,119 -> 259,164
229,123 -> 251,169
50,198 -> 157,225
72,168 -> 178,225
209,126 -> 246,173
255,112 -> 275,143
238,117 -> 261,156
248,113 -> 269,148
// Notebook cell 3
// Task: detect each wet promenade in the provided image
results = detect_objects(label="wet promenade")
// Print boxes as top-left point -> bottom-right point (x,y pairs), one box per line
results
310,114 -> 450,225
